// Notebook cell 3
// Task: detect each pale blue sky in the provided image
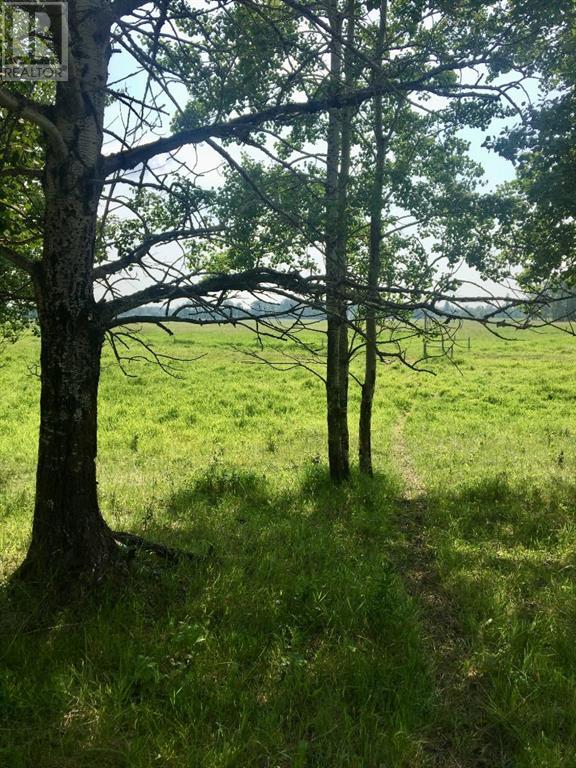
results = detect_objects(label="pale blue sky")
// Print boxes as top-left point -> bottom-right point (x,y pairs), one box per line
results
103,46 -> 527,298
463,125 -> 515,189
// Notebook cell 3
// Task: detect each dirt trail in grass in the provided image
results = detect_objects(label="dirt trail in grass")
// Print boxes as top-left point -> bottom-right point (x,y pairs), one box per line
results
391,414 -> 495,768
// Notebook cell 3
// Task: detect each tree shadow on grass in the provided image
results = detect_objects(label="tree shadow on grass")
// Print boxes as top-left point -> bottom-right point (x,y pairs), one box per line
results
394,473 -> 576,767
0,463 -> 434,768
425,473 -> 576,548
4,468 -> 574,766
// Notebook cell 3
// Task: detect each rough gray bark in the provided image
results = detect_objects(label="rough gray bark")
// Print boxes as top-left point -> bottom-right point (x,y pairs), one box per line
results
19,1 -> 118,581
359,0 -> 387,476
21,309 -> 117,579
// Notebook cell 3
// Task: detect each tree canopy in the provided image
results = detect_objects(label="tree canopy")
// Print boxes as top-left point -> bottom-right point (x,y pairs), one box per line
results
489,3 -> 575,286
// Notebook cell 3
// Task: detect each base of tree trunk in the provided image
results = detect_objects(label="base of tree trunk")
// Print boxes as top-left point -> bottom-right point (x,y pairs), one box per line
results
16,521 -> 120,587
329,460 -> 351,483
358,459 -> 374,477
15,525 -> 209,590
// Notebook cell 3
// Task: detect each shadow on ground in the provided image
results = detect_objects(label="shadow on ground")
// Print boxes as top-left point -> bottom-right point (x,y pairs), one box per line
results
0,466 -> 431,768
394,473 -> 576,768
2,467 -> 575,767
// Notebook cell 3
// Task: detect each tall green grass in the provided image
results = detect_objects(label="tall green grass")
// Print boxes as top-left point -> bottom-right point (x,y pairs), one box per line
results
402,326 -> 576,767
0,323 -> 575,766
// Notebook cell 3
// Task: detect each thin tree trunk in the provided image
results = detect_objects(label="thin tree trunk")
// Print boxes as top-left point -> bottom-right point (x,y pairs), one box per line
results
335,106 -> 352,467
335,0 -> 356,470
19,1 -> 118,581
325,1 -> 349,482
359,0 -> 387,476
324,0 -> 358,482
325,128 -> 349,480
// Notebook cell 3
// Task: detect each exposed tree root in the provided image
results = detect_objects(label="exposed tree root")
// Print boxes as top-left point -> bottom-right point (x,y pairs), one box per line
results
113,531 -> 212,563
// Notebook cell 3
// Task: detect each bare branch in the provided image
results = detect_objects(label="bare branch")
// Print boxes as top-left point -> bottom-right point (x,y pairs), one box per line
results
102,82 -> 409,175
93,226 -> 224,280
103,72 -> 511,176
101,268 -> 320,325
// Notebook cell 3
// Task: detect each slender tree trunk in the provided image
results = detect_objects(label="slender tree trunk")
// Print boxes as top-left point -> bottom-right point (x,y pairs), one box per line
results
335,105 -> 352,468
325,121 -> 349,481
324,0 -> 358,482
335,0 -> 355,469
332,100 -> 352,473
325,2 -> 349,482
359,0 -> 387,476
358,318 -> 377,474
19,1 -> 117,581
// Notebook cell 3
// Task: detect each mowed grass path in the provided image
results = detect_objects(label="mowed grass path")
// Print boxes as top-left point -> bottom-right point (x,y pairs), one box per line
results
0,324 -> 575,767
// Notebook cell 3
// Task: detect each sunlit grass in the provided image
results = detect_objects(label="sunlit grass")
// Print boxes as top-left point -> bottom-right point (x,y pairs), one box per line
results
400,324 -> 576,767
1,322 -> 575,766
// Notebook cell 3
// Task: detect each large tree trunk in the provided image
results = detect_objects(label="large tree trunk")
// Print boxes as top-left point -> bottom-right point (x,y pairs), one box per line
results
19,1 -> 117,581
21,306 -> 116,580
359,0 -> 387,476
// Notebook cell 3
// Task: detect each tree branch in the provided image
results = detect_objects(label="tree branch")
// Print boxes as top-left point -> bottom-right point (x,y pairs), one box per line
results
113,530 -> 210,562
103,74 -> 507,176
101,268 -> 320,325
0,89 -> 67,160
0,244 -> 35,274
0,167 -> 43,179
93,226 -> 224,280
103,84 -> 401,175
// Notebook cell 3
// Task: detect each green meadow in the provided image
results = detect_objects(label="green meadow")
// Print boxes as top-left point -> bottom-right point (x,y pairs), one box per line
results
1,323 -> 575,767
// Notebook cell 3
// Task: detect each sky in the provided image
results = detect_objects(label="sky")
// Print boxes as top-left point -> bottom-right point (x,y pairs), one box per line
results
464,126 -> 515,190
101,31 -> 534,303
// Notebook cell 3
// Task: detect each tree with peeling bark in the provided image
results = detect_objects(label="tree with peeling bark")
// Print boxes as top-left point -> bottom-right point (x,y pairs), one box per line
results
0,0 -> 567,583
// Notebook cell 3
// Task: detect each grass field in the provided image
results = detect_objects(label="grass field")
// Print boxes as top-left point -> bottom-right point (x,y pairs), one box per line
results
1,323 -> 575,767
